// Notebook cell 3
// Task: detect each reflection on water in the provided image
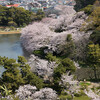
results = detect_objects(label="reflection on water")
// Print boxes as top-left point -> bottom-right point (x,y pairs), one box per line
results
0,34 -> 23,77
0,34 -> 23,59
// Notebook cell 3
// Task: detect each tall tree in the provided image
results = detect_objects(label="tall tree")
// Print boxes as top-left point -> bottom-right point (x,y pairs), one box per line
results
87,44 -> 100,80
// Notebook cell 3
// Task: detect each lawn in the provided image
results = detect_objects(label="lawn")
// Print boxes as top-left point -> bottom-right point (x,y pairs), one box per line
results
74,95 -> 91,100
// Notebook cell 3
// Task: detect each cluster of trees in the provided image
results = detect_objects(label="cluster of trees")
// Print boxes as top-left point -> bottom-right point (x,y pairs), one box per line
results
88,6 -> 100,44
75,0 -> 100,81
53,58 -> 76,93
0,6 -> 45,27
0,54 -> 77,98
1,0 -> 100,99
81,0 -> 100,49
0,56 -> 44,96
86,43 -> 100,80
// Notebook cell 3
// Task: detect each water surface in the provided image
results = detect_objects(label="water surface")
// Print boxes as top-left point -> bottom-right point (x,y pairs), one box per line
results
0,34 -> 23,76
0,34 -> 23,59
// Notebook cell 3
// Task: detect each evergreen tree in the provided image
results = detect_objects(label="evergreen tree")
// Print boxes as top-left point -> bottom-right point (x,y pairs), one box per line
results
87,44 -> 100,80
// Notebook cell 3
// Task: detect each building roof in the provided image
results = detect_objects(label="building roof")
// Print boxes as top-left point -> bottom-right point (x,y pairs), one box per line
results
6,4 -> 19,7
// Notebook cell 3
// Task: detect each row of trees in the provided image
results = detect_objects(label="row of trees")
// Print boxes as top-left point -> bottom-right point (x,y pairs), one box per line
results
0,6 -> 45,27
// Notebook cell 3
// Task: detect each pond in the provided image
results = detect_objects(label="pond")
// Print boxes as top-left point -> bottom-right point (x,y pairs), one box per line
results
0,34 -> 23,76
0,34 -> 23,59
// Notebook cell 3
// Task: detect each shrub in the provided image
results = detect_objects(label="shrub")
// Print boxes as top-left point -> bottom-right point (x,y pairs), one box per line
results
45,53 -> 57,62
74,91 -> 85,97
61,58 -> 76,72
59,95 -> 68,100
67,95 -> 73,100
66,34 -> 72,42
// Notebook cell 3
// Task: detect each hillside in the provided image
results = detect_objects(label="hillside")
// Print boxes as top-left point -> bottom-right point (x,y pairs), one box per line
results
0,0 -> 100,100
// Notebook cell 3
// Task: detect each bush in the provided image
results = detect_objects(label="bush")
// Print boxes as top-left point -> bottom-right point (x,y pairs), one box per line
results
61,58 -> 76,72
67,95 -> 73,100
45,53 -> 57,62
59,95 -> 68,100
74,91 -> 85,97
66,34 -> 72,42
33,47 -> 48,58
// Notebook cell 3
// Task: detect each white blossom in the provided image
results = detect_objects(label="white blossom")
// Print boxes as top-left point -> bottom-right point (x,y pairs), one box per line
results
15,84 -> 37,100
32,88 -> 57,100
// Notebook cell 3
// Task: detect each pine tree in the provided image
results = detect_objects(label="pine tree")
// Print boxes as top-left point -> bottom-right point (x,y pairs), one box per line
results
87,44 -> 100,80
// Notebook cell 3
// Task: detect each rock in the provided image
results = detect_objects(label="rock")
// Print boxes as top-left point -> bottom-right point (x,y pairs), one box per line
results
28,55 -> 58,80
32,88 -> 57,100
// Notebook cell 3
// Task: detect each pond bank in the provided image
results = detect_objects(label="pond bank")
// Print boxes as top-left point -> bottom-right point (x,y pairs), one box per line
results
0,31 -> 21,34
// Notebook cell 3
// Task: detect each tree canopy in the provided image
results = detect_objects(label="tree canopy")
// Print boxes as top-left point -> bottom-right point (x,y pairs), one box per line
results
87,44 -> 100,80
0,56 -> 44,94
0,6 -> 45,27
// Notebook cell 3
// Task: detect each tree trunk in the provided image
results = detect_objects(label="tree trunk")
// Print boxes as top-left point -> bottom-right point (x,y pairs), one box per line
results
93,66 -> 97,80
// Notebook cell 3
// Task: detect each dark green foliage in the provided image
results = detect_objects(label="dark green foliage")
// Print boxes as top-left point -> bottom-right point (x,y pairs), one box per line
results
33,50 -> 45,58
74,0 -> 95,11
86,44 -> 100,80
35,9 -> 45,21
18,56 -> 27,64
59,92 -> 70,100
85,6 -> 100,45
52,58 -> 76,93
54,58 -> 76,80
33,47 -> 48,58
85,6 -> 100,31
61,58 -> 76,72
0,56 -> 44,93
82,5 -> 93,14
26,72 -> 44,90
45,53 -> 57,62
8,21 -> 17,27
0,6 -> 45,27
58,35 -> 76,59
66,34 -> 72,42
90,29 -> 100,44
